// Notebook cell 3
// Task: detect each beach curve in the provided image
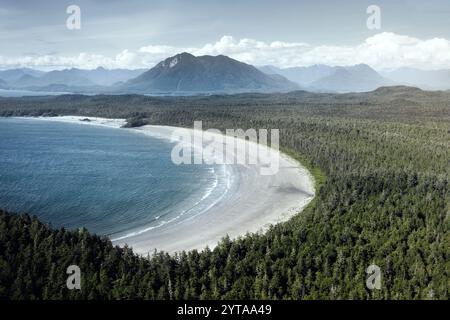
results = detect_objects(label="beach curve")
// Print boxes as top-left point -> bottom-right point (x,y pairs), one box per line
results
27,116 -> 316,254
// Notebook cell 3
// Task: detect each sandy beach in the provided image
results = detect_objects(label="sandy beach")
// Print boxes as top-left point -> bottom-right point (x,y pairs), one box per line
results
28,116 -> 315,254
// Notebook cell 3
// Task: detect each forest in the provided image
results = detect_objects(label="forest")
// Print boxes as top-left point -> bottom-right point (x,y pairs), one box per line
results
0,86 -> 449,299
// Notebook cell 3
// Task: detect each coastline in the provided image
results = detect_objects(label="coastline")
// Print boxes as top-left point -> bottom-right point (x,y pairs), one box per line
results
18,116 -> 315,254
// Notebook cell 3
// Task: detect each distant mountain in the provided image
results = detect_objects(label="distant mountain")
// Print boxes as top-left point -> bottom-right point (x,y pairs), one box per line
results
0,78 -> 7,89
260,64 -> 393,92
308,64 -> 393,92
76,67 -> 146,86
381,67 -> 450,90
122,53 -> 299,94
0,68 -> 45,84
6,67 -> 145,90
259,65 -> 336,86
13,69 -> 96,88
258,65 -> 281,75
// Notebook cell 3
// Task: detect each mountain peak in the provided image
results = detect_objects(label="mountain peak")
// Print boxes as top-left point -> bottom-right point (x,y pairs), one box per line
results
178,52 -> 195,57
348,64 -> 376,72
159,52 -> 196,68
122,53 -> 298,94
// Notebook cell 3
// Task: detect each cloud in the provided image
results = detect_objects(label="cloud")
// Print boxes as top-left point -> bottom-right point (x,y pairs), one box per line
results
346,33 -> 450,70
0,50 -> 142,70
1,32 -> 450,70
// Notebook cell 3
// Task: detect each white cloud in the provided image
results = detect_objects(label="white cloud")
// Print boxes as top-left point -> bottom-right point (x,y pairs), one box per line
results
2,32 -> 450,71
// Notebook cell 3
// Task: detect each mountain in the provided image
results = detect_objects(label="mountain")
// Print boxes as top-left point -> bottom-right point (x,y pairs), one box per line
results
381,67 -> 450,90
122,53 -> 299,94
13,69 -> 96,88
308,64 -> 393,92
0,78 -> 7,89
259,64 -> 392,92
258,65 -> 282,75
76,67 -> 146,86
7,67 -> 145,90
0,68 -> 45,84
259,65 -> 336,86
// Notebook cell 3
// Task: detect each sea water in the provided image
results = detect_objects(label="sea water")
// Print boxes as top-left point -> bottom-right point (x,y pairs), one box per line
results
0,117 -> 232,239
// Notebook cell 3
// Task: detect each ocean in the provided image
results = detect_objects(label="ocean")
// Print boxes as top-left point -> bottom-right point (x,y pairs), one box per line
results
0,89 -> 71,97
0,117 -> 231,240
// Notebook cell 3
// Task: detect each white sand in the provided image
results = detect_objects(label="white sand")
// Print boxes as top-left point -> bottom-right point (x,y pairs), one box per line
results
23,116 -> 315,254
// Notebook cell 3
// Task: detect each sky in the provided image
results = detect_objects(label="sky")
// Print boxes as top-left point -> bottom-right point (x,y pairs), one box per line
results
1,0 -> 450,70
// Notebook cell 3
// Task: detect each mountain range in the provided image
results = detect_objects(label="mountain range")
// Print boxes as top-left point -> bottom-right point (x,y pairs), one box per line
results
259,64 -> 394,92
259,64 -> 336,87
2,53 -> 450,95
0,67 -> 145,92
0,68 -> 45,85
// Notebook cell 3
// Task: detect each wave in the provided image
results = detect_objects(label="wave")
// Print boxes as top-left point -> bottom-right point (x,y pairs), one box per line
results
111,126 -> 239,242
110,164 -> 236,242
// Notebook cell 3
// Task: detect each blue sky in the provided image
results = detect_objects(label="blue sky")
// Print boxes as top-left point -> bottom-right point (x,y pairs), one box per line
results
1,0 -> 450,70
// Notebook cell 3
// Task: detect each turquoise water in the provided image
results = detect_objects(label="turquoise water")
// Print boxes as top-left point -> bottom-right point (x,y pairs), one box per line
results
0,118 -> 230,239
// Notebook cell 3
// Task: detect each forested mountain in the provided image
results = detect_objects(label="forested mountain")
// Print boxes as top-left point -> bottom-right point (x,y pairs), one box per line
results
121,52 -> 299,94
0,87 -> 449,300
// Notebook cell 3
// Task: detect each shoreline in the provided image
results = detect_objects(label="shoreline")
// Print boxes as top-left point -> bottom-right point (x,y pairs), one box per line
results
16,116 -> 315,254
